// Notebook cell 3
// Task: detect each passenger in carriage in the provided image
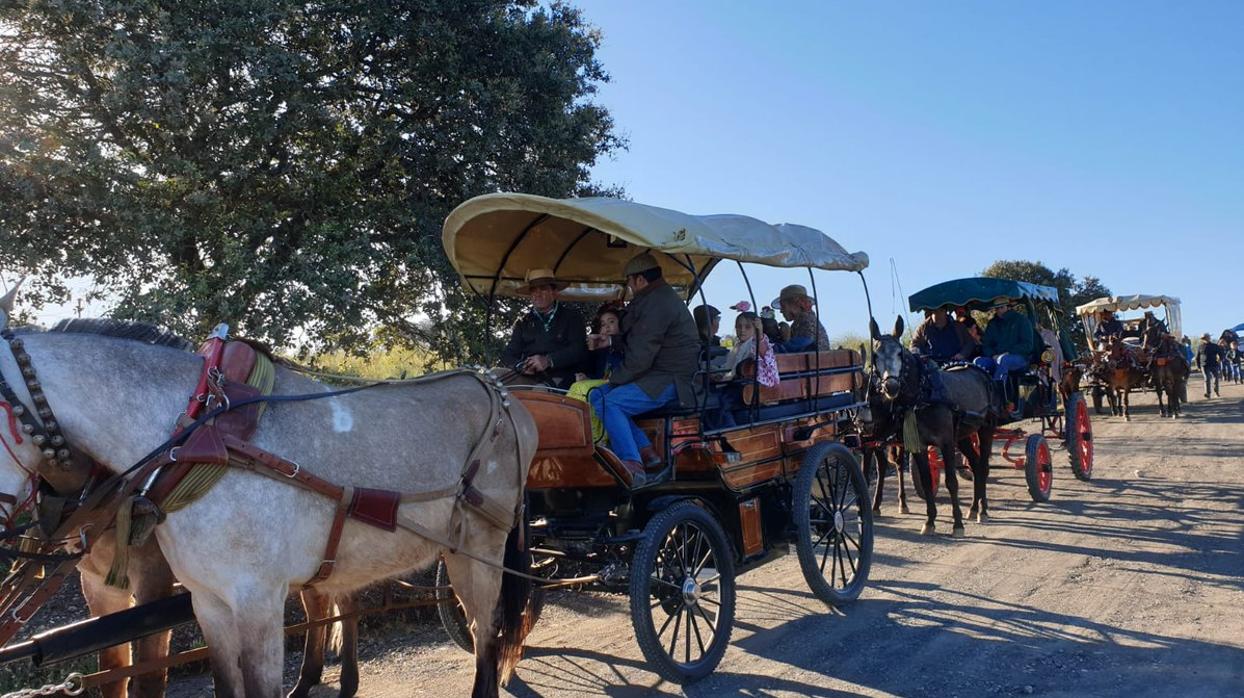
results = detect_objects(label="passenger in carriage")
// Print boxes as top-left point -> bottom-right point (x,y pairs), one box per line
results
771,284 -> 829,352
1094,310 -> 1125,347
587,253 -> 699,487
568,304 -> 625,443
694,304 -> 728,363
704,311 -> 781,430
973,300 -> 1034,382
500,268 -> 587,388
953,306 -> 982,358
911,306 -> 973,363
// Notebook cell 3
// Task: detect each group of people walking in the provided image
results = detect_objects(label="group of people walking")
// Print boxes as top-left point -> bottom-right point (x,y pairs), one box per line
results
500,253 -> 830,488
1196,329 -> 1242,398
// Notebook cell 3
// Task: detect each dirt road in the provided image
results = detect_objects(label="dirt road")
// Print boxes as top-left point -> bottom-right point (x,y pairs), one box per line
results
177,384 -> 1244,697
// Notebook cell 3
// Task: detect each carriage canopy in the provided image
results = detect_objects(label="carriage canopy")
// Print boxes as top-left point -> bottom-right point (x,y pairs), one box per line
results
907,277 -> 1061,313
442,193 -> 869,301
1074,294 -> 1183,350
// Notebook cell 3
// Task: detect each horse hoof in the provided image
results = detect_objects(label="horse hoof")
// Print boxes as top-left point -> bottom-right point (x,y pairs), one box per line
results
900,504 -> 911,515
976,511 -> 989,524
872,507 -> 883,519
952,526 -> 966,538
920,522 -> 935,535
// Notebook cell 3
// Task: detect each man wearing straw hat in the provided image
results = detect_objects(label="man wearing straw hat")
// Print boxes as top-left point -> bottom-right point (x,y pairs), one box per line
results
771,284 -> 829,352
500,268 -> 587,388
587,253 -> 699,487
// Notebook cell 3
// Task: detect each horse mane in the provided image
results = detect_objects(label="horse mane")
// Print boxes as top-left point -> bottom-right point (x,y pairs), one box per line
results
45,318 -> 196,352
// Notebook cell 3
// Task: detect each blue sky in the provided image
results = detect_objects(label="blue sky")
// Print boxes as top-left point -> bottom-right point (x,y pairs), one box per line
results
584,1 -> 1243,340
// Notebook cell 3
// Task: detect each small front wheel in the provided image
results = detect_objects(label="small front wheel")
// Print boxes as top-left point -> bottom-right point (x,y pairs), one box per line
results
1024,434 -> 1053,502
629,501 -> 736,684
793,442 -> 873,607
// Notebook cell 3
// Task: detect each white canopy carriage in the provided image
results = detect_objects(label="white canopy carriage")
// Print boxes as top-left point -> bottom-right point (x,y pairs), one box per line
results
1075,294 -> 1182,351
442,193 -> 870,302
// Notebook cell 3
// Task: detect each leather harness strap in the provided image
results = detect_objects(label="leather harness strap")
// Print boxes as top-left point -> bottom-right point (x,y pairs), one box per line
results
306,485 -> 353,586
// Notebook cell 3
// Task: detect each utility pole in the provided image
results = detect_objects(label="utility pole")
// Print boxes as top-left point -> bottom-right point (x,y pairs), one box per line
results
74,298 -> 84,318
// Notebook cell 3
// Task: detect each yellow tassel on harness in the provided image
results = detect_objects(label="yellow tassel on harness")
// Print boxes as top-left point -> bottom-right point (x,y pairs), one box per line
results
106,352 -> 276,589
105,496 -> 133,589
902,411 -> 922,454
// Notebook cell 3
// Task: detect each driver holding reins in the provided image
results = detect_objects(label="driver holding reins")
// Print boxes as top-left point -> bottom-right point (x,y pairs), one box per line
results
500,268 -> 587,388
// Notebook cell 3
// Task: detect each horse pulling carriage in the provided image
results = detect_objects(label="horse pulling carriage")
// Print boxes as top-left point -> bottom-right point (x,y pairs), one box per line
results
872,278 -> 1093,527
438,193 -> 877,681
0,194 -> 877,692
1074,294 -> 1186,418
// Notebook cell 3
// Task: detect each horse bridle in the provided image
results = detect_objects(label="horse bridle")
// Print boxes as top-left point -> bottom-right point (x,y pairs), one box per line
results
0,327 -> 80,529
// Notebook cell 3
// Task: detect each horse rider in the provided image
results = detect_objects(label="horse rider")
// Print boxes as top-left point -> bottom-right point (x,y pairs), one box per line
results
500,268 -> 587,388
771,284 -> 830,352
587,253 -> 699,488
1140,311 -> 1168,352
911,306 -> 973,364
1094,310 -> 1125,348
1195,332 -> 1225,398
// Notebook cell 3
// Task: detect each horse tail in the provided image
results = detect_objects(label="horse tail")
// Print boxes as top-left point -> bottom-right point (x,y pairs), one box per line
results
496,525 -> 534,685
327,597 -> 344,655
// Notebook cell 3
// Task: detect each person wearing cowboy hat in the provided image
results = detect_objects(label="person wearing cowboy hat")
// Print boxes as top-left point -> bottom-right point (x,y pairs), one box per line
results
771,284 -> 829,352
973,298 -> 1035,385
587,252 -> 699,487
1094,309 -> 1125,348
500,268 -> 587,388
1195,332 -> 1225,398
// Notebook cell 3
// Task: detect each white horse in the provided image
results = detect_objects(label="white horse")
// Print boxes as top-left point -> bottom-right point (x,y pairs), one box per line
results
0,289 -> 539,698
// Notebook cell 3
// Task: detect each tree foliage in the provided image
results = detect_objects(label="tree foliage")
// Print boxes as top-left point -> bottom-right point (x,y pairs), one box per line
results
981,259 -> 1112,350
0,0 -> 622,362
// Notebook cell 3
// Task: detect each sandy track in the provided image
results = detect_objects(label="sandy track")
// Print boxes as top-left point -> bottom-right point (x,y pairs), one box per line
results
173,383 -> 1244,697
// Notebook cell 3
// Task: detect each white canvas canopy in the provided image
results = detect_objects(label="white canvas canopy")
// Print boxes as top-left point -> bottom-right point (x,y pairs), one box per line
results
442,193 -> 869,300
1076,294 -> 1182,350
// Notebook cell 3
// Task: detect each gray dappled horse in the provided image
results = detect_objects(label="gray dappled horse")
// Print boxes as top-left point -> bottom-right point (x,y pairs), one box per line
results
869,316 -> 999,536
0,292 -> 538,698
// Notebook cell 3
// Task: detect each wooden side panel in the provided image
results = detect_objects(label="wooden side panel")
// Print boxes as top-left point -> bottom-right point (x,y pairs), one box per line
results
809,371 -> 860,397
738,498 -> 764,556
511,391 -> 593,457
719,425 -> 785,489
742,376 -> 807,405
526,455 -> 619,489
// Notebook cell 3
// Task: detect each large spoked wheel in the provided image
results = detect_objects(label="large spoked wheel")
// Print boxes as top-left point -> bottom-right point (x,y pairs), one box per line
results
910,446 -> 943,502
434,557 -> 474,653
1024,434 -> 1053,502
629,501 -> 735,684
1064,393 -> 1094,481
793,442 -> 874,607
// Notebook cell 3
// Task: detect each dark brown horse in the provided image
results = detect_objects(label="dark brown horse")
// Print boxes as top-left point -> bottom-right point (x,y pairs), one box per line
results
1092,338 -> 1148,420
1149,334 -> 1188,419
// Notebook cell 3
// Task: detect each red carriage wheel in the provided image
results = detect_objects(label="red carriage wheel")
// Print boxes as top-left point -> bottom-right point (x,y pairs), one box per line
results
1024,434 -> 1053,502
1064,393 -> 1094,481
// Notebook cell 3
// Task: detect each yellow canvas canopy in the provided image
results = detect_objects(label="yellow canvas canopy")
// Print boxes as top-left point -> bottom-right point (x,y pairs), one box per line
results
442,193 -> 869,301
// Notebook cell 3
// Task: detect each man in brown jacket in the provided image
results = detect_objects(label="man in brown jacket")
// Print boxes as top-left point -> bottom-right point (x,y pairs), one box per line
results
588,253 -> 699,487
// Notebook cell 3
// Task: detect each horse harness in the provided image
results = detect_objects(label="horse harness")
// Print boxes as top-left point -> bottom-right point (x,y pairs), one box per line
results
0,325 -> 527,597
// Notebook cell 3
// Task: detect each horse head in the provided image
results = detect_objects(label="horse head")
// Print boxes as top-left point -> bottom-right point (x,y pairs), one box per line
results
0,279 -> 62,528
869,315 -> 915,402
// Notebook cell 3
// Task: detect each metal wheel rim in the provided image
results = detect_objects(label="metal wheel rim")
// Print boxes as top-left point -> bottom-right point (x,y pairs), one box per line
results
647,520 -> 723,668
809,454 -> 866,593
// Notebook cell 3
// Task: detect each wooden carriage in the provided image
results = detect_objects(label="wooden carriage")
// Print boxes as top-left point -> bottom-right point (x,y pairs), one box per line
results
440,193 -> 875,682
